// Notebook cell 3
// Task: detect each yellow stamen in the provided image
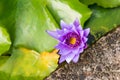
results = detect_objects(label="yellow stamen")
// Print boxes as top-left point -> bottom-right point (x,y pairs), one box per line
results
69,37 -> 76,45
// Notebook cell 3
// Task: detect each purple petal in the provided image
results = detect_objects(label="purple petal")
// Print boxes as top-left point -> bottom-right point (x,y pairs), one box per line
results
63,28 -> 70,34
70,24 -> 78,34
57,29 -> 64,34
58,36 -> 65,42
73,18 -> 80,27
77,25 -> 82,30
46,30 -> 60,39
82,37 -> 88,43
59,49 -> 71,56
79,41 -> 85,48
72,54 -> 80,63
59,28 -> 70,36
55,43 -> 72,56
55,42 -> 67,49
79,30 -> 84,38
72,48 -> 80,55
84,28 -> 90,37
76,25 -> 83,34
60,20 -> 71,29
65,52 -> 75,63
57,29 -> 70,40
79,48 -> 84,53
59,56 -> 66,63
84,43 -> 87,49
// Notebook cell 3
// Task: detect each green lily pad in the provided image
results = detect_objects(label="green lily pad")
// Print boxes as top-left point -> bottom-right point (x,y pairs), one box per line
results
85,5 -> 120,44
79,0 -> 120,8
14,0 -> 91,52
0,27 -> 11,55
0,48 -> 59,80
0,0 -> 16,41
14,0 -> 59,52
0,56 -> 9,67
46,0 -> 92,26
0,0 -> 92,52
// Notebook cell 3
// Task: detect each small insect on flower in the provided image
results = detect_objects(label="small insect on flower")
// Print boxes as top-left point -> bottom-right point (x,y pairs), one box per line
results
46,18 -> 90,63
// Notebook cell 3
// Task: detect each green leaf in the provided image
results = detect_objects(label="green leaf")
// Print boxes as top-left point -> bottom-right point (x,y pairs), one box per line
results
0,0 -> 91,53
46,0 -> 92,26
13,0 -> 91,52
0,56 -> 9,67
0,0 -> 16,41
85,5 -> 120,44
0,27 -> 11,55
14,0 -> 59,52
0,56 -> 10,80
0,48 -> 59,80
79,0 -> 120,8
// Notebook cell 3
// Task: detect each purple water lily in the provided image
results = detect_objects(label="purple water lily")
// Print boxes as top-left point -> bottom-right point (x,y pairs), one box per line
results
47,18 -> 90,63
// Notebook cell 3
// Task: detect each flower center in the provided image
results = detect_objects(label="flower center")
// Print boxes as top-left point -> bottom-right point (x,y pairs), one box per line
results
69,37 -> 76,45
64,32 -> 81,48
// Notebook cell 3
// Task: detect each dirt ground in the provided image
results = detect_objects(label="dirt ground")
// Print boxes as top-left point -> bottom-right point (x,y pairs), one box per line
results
45,27 -> 120,80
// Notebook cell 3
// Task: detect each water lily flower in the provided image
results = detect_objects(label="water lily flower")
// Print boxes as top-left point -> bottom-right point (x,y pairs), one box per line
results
47,18 -> 90,63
